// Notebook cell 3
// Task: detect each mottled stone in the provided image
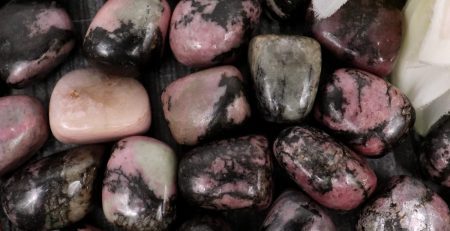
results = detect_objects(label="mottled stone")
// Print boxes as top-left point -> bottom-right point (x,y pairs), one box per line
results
84,0 -> 171,75
170,0 -> 261,67
314,68 -> 415,156
264,0 -> 306,20
308,0 -> 403,77
262,190 -> 336,231
0,95 -> 48,176
273,126 -> 377,211
178,135 -> 273,210
1,145 -> 104,230
357,176 -> 450,230
179,216 -> 232,231
161,66 -> 251,145
102,136 -> 177,231
49,68 -> 151,144
0,1 -> 74,87
248,35 -> 321,123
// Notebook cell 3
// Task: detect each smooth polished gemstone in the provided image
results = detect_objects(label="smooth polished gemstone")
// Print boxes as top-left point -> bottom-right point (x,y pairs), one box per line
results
161,66 -> 251,145
0,1 -> 74,87
179,216 -> 232,231
1,145 -> 104,230
102,136 -> 177,231
248,35 -> 321,123
49,68 -> 151,144
0,95 -> 48,176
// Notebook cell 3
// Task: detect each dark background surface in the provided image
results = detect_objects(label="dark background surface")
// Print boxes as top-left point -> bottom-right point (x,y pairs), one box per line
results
0,0 -> 447,230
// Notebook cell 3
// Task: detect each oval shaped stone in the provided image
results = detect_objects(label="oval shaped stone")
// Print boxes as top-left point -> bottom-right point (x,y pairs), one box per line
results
0,1 -> 75,87
314,68 -> 415,156
357,176 -> 450,230
273,126 -> 377,211
0,95 -> 48,176
83,0 -> 171,75
179,216 -> 232,231
161,66 -> 251,145
248,35 -> 321,123
170,0 -> 261,67
1,145 -> 104,230
102,136 -> 177,231
49,68 -> 151,144
262,190 -> 336,231
178,135 -> 273,210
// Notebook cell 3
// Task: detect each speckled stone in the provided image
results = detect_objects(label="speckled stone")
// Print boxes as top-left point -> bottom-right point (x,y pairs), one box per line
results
161,66 -> 251,145
0,1 -> 75,87
102,136 -> 177,231
273,126 -> 377,211
1,145 -> 104,230
179,216 -> 232,231
0,95 -> 48,176
314,68 -> 415,156
170,0 -> 261,67
262,190 -> 336,231
248,35 -> 321,123
357,176 -> 450,230
178,135 -> 273,210
84,0 -> 171,74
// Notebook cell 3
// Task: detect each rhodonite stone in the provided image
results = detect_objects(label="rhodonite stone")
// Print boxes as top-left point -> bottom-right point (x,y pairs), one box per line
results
0,1 -> 74,87
179,216 -> 232,231
178,135 -> 273,210
421,114 -> 450,187
170,0 -> 261,67
102,136 -> 177,231
49,68 -> 151,144
262,190 -> 336,231
264,0 -> 306,20
1,145 -> 104,230
0,95 -> 48,176
314,68 -> 415,156
248,35 -> 321,123
308,0 -> 403,77
357,176 -> 450,230
161,66 -> 251,145
83,0 -> 171,74
273,126 -> 377,211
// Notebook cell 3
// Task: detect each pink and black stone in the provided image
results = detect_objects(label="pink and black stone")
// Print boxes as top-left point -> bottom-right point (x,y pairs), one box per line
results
170,0 -> 261,67
308,0 -> 403,77
262,190 -> 336,231
273,126 -> 377,211
420,114 -> 450,187
83,0 -> 171,75
0,1 -> 75,87
1,145 -> 104,230
357,176 -> 450,230
179,216 -> 232,231
314,68 -> 415,156
178,135 -> 273,210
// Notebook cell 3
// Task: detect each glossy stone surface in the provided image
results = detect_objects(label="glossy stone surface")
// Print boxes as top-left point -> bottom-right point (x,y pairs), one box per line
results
248,35 -> 321,123
179,216 -> 232,231
0,1 -> 74,87
357,176 -> 450,230
264,0 -> 306,20
170,0 -> 261,67
421,114 -> 450,187
1,145 -> 104,230
0,95 -> 48,176
102,136 -> 177,231
273,126 -> 377,211
49,68 -> 151,144
262,190 -> 336,231
84,0 -> 171,74
314,68 -> 415,156
308,0 -> 403,77
161,66 -> 251,145
178,135 -> 273,210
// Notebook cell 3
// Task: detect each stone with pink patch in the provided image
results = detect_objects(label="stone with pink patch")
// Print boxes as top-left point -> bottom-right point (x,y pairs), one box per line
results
161,65 -> 251,145
0,1 -> 75,87
314,68 -> 415,156
273,126 -> 377,211
178,135 -> 273,210
170,0 -> 261,67
102,136 -> 177,230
